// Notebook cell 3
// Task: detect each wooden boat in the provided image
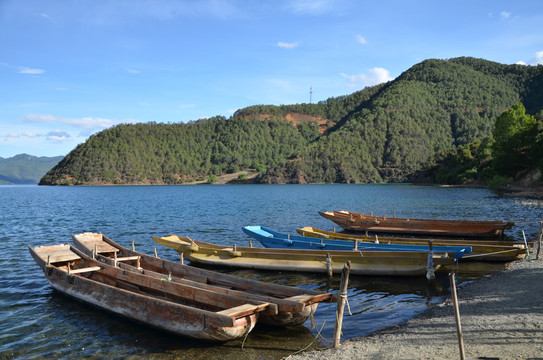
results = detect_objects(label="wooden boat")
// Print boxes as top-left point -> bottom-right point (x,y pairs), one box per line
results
72,232 -> 333,327
319,210 -> 515,238
296,227 -> 528,262
242,226 -> 470,260
29,244 -> 268,342
152,234 -> 458,277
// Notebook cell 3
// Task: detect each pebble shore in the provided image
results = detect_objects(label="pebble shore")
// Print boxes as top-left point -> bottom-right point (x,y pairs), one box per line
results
288,256 -> 543,360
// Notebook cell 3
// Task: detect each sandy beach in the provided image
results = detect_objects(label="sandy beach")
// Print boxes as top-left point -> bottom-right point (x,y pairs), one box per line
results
288,255 -> 543,360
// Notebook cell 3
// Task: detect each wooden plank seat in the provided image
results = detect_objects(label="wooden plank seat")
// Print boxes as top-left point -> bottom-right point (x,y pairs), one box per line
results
68,266 -> 101,274
93,242 -> 119,254
36,247 -> 81,264
115,256 -> 140,262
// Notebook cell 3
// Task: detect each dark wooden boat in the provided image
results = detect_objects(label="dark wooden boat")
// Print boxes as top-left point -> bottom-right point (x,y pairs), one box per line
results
29,243 -> 267,342
319,210 -> 515,238
296,227 -> 528,262
72,232 -> 333,327
152,234 -> 458,277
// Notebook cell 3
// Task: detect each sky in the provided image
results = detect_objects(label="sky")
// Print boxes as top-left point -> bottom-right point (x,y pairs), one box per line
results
1,0 -> 543,158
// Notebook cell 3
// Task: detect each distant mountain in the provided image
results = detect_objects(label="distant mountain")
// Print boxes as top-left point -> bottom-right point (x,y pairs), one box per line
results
39,57 -> 543,185
0,154 -> 64,184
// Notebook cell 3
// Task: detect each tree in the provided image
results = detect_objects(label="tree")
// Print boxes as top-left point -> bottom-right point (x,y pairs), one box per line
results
492,102 -> 538,176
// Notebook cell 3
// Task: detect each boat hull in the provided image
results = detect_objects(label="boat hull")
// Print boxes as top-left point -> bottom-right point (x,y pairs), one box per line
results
296,227 -> 527,262
319,210 -> 514,238
29,244 -> 258,342
152,235 -> 456,277
242,225 -> 470,260
72,233 -> 332,327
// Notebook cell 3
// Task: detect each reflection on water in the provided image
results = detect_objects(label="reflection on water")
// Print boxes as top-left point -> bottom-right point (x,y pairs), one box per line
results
1,184 -> 541,359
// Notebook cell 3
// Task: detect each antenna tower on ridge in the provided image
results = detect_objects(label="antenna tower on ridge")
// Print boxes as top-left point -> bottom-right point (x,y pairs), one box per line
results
310,86 -> 313,104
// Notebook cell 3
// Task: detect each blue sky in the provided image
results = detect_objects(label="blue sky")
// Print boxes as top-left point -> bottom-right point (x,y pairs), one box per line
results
1,0 -> 543,157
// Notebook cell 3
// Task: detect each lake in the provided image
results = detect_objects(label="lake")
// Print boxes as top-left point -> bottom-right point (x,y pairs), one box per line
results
1,184 -> 541,359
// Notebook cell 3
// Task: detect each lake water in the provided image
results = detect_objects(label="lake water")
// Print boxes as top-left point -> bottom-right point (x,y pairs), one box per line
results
1,184 -> 541,359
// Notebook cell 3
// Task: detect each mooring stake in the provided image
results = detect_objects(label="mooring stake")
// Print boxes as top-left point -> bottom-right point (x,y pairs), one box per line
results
333,261 -> 351,348
537,221 -> 543,260
326,253 -> 333,278
449,272 -> 465,360
426,241 -> 435,280
522,230 -> 530,259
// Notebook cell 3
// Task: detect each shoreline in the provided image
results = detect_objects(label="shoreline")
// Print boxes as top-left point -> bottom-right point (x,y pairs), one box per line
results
288,256 -> 543,360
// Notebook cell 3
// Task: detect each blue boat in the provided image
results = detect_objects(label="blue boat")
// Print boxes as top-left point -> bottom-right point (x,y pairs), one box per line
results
242,226 -> 471,260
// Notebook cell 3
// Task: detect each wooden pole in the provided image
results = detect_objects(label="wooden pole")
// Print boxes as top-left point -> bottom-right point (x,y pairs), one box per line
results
426,241 -> 435,281
449,272 -> 465,360
326,253 -> 333,278
537,221 -> 543,260
333,261 -> 351,348
522,230 -> 530,259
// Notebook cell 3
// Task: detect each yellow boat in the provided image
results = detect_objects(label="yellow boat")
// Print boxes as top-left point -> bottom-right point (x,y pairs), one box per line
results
152,234 -> 458,278
296,226 -> 528,262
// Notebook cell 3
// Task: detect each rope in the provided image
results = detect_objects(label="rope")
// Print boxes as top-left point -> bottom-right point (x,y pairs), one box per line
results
310,302 -> 316,329
337,290 -> 352,316
241,324 -> 251,350
282,297 -> 335,359
461,248 -> 521,259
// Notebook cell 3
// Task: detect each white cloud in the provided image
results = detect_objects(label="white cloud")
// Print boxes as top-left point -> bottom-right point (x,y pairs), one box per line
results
79,0 -> 242,24
18,67 -> 45,75
22,131 -> 38,138
1,129 -> 70,143
125,68 -> 141,74
500,11 -> 511,20
519,51 -> 543,65
18,114 -> 136,131
277,41 -> 299,49
356,34 -> 367,45
47,130 -> 72,143
285,0 -> 333,15
341,67 -> 394,88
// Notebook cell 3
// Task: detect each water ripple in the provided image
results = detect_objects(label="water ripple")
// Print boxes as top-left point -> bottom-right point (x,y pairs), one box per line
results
1,184 -> 541,358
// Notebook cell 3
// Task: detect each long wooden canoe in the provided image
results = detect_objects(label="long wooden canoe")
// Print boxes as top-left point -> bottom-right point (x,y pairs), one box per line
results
72,232 -> 333,327
319,210 -> 515,238
296,227 -> 528,262
29,243 -> 266,342
242,225 -> 470,260
152,234 -> 457,277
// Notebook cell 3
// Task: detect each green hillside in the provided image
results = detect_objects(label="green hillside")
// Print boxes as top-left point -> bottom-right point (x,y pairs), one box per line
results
0,154 -> 63,184
39,57 -> 543,186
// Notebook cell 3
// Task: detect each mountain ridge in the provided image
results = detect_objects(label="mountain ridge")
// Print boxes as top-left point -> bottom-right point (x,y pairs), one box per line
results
39,57 -> 543,186
0,154 -> 64,184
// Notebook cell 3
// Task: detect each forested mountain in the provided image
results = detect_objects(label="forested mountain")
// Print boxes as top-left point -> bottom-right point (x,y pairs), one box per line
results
40,117 -> 321,185
40,57 -> 543,186
0,154 -> 63,184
